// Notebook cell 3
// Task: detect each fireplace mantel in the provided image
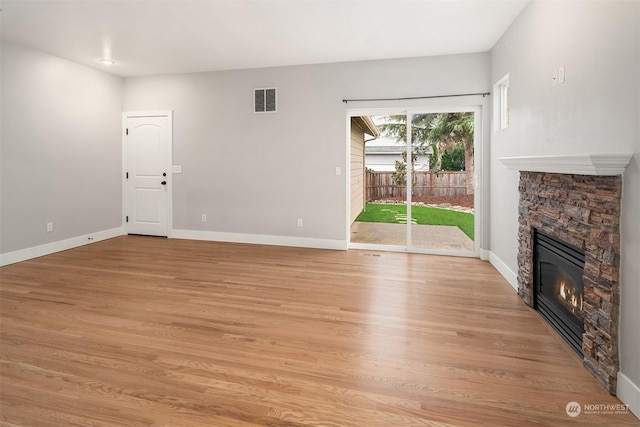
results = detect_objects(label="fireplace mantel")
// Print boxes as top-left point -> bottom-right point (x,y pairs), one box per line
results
498,153 -> 633,175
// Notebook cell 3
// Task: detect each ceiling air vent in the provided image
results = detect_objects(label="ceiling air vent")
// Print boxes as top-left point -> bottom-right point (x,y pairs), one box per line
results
254,88 -> 277,113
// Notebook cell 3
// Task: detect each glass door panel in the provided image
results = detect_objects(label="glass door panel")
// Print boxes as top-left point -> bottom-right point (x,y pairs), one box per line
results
408,112 -> 475,253
350,114 -> 407,248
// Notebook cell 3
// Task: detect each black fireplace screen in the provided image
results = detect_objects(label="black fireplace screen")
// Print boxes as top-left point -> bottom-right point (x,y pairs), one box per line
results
534,230 -> 585,356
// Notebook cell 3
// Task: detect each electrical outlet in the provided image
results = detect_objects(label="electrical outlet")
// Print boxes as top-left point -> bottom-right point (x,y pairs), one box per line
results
201,214 -> 207,222
46,222 -> 53,233
297,218 -> 303,227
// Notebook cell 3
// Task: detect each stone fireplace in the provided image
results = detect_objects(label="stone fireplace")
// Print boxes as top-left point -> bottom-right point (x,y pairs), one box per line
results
500,154 -> 632,395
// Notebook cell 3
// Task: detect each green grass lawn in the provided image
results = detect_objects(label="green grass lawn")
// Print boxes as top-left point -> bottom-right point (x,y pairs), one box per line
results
355,203 -> 474,240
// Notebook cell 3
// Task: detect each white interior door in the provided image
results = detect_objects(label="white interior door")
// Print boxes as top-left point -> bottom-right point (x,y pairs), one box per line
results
125,113 -> 172,236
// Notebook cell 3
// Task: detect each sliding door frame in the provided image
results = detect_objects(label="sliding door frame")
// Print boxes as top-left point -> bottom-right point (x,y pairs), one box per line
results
346,102 -> 485,257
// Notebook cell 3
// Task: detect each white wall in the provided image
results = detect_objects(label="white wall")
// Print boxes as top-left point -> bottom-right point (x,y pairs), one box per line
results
490,0 -> 640,412
0,42 -> 123,258
123,53 -> 490,246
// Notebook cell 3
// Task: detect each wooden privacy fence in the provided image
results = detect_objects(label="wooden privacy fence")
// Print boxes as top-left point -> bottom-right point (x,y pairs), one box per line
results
365,170 -> 467,201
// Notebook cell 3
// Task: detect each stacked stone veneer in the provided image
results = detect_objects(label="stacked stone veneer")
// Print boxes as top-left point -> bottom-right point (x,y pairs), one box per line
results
517,171 -> 621,394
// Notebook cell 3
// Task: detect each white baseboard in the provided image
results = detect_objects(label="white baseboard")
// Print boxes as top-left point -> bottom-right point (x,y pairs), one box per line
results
480,248 -> 490,261
618,371 -> 640,420
0,227 -> 124,267
488,251 -> 518,292
171,229 -> 348,251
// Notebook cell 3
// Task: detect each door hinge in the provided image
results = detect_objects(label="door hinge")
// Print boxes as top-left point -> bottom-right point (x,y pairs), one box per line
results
126,128 -> 129,135
126,216 -> 129,223
126,172 -> 129,179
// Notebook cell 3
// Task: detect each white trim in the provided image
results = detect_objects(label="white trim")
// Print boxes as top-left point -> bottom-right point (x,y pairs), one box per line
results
349,242 -> 477,257
618,371 -> 640,420
480,248 -> 491,261
345,114 -> 352,246
122,111 -> 174,237
493,73 -> 510,131
0,227 -> 124,267
122,110 -> 173,118
488,251 -> 518,292
406,114 -> 413,248
171,229 -> 348,251
349,243 -> 409,253
498,153 -> 633,176
121,116 -> 128,233
471,104 -> 483,257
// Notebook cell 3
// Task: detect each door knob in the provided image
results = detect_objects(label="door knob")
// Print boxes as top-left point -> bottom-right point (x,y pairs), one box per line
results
161,181 -> 167,185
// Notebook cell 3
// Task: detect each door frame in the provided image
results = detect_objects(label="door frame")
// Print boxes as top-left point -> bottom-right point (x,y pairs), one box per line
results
122,110 -> 174,237
346,100 -> 486,257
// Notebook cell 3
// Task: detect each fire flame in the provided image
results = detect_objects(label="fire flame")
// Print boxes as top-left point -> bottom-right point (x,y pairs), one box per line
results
559,281 -> 583,313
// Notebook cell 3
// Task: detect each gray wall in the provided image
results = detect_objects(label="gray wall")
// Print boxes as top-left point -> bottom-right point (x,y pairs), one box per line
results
1,42 -> 123,253
490,0 -> 640,393
123,53 -> 490,242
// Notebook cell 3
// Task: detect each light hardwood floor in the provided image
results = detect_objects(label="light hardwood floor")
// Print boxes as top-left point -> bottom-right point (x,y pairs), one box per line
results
1,236 -> 637,426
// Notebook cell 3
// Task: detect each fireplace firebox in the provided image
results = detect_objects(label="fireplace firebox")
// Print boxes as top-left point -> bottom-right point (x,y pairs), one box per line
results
533,229 -> 585,356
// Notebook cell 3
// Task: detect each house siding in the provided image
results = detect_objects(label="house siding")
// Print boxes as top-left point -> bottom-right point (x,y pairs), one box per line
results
350,119 -> 366,224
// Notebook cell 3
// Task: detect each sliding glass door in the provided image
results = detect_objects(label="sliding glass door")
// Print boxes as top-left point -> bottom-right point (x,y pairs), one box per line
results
349,107 -> 478,256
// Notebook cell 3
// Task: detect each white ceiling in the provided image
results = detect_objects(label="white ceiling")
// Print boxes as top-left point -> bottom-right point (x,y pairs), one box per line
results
0,0 -> 529,77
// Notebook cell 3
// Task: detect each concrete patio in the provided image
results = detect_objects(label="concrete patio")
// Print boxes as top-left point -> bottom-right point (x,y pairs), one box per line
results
350,221 -> 474,252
